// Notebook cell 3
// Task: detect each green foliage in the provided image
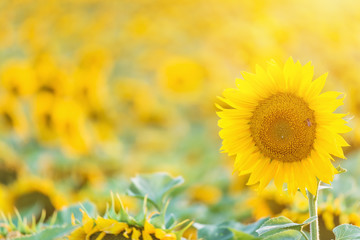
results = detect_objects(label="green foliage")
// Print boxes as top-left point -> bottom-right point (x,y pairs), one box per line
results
14,225 -> 76,240
196,218 -> 268,240
0,202 -> 95,240
127,172 -> 184,210
262,229 -> 304,240
51,201 -> 96,225
256,216 -> 316,239
333,224 -> 360,240
230,229 -> 259,240
197,223 -> 233,240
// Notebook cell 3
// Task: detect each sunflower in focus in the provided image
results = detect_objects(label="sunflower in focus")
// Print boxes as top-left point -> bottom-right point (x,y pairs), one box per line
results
217,58 -> 350,196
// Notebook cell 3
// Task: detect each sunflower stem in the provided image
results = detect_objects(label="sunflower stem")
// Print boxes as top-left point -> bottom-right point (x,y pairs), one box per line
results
307,182 -> 319,240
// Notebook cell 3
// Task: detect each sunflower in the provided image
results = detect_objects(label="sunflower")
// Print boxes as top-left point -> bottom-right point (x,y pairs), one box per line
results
32,91 -> 57,144
0,60 -> 37,97
247,186 -> 293,219
52,98 -> 90,155
316,196 -> 360,239
8,177 -> 66,219
70,213 -> 177,240
0,94 -> 28,139
34,52 -> 71,97
217,58 -> 350,196
69,195 -> 192,240
0,185 -> 11,214
0,141 -> 23,186
189,184 -> 222,205
157,57 -> 207,103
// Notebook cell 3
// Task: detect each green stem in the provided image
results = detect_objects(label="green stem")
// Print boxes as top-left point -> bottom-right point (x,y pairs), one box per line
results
300,229 -> 310,240
307,182 -> 320,240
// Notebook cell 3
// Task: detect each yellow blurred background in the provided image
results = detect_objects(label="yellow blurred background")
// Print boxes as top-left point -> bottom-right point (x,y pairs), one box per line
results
0,1 -> 360,237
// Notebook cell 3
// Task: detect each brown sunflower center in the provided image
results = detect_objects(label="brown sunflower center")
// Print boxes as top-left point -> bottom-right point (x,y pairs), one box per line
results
14,191 -> 55,221
250,93 -> 316,162
0,165 -> 17,185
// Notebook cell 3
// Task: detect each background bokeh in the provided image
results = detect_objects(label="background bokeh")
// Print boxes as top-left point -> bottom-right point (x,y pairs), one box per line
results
0,0 -> 360,239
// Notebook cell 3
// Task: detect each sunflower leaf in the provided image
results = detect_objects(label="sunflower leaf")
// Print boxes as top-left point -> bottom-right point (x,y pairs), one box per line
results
333,224 -> 360,240
127,172 -> 184,210
196,223 -> 233,240
13,224 -> 76,240
49,201 -> 96,225
196,219 -> 267,240
256,216 -> 316,237
262,229 -> 304,240
165,213 -> 177,229
229,229 -> 259,240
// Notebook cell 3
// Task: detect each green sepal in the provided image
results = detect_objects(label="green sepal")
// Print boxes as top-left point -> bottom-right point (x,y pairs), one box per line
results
336,165 -> 347,174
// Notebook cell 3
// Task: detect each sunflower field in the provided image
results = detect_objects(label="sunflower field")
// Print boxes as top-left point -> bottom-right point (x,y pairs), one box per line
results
1,0 -> 360,240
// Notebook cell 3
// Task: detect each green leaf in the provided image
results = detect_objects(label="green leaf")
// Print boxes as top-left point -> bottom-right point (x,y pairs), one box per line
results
196,223 -> 233,240
127,172 -> 184,210
256,216 -> 316,237
230,229 -> 259,240
237,218 -> 269,236
14,225 -> 76,240
263,229 -> 303,240
165,213 -> 176,229
50,201 -> 96,225
196,218 -> 269,240
333,224 -> 360,240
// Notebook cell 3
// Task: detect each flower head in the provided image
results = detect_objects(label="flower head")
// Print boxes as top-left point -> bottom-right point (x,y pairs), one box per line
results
217,58 -> 351,195
69,194 -> 192,240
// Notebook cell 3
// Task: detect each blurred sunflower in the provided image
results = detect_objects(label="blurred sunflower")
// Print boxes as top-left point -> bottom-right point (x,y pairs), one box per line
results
247,187 -> 293,219
8,177 -> 66,219
0,94 -> 28,139
72,68 -> 108,109
0,60 -> 37,97
157,57 -> 207,103
34,53 -> 71,96
0,185 -> 11,214
218,58 -> 350,195
32,91 -> 57,144
189,184 -> 222,205
0,141 -> 23,186
77,46 -> 110,71
316,196 -> 360,239
52,98 -> 91,155
114,79 -> 178,128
